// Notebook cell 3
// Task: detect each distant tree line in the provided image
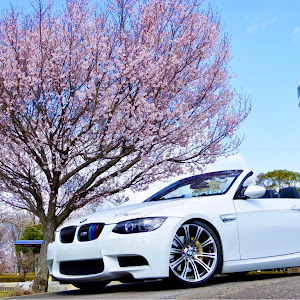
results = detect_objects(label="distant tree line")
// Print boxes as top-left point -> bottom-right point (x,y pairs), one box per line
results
256,170 -> 300,193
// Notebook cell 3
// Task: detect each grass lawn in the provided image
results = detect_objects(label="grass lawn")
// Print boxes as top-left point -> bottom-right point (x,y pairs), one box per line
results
0,291 -> 34,298
0,292 -> 15,298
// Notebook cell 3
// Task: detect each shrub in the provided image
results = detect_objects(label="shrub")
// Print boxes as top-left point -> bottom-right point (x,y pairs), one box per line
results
0,274 -> 35,282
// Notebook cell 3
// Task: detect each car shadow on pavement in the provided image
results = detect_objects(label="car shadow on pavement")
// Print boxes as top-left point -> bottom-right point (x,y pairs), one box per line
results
58,272 -> 299,296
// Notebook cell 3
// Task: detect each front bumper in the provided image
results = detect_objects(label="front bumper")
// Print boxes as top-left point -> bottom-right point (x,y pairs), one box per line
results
47,217 -> 182,283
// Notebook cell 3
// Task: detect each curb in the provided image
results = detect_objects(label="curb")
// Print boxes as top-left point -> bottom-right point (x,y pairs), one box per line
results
0,280 -> 121,292
0,282 -> 32,292
0,281 -> 76,292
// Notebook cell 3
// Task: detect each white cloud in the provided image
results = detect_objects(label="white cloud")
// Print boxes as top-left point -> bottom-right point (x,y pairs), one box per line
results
206,153 -> 247,172
246,16 -> 277,34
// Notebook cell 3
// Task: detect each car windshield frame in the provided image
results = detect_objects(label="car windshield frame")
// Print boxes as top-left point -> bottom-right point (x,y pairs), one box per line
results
144,170 -> 243,202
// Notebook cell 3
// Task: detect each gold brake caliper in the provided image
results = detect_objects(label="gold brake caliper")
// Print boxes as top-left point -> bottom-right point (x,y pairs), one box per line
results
191,237 -> 204,261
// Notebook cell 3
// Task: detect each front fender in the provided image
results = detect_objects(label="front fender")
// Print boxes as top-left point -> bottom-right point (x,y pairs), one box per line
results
147,198 -> 240,263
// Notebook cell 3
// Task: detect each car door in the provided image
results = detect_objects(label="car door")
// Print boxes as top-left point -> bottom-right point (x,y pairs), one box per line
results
234,197 -> 300,260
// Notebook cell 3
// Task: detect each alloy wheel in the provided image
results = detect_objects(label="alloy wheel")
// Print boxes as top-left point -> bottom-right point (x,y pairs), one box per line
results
169,221 -> 221,285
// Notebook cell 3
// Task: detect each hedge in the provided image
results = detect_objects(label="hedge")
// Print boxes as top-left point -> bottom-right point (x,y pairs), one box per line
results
0,275 -> 35,282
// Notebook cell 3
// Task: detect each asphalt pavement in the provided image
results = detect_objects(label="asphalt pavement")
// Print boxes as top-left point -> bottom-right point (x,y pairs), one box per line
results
9,273 -> 300,299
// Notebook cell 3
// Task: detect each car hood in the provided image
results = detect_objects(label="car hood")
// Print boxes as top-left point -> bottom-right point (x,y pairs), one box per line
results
58,197 -> 212,229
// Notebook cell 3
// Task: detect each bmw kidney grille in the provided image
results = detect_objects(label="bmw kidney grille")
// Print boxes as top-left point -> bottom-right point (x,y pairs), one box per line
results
78,223 -> 104,242
60,226 -> 76,243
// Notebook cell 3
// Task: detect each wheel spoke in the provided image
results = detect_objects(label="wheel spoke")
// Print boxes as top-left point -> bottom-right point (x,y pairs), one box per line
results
194,257 -> 213,274
189,259 -> 201,281
170,255 -> 185,269
170,248 -> 183,255
174,234 -> 185,249
180,260 -> 189,280
201,236 -> 214,248
183,224 -> 191,245
195,252 -> 217,259
191,227 -> 203,247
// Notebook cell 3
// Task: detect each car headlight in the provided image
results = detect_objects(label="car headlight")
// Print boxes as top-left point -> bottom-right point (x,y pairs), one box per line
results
113,217 -> 167,234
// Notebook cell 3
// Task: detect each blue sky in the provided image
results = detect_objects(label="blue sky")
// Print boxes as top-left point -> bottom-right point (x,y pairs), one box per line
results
211,0 -> 300,174
0,0 -> 299,176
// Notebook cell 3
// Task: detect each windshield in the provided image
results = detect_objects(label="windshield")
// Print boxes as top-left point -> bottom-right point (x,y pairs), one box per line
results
145,170 -> 243,202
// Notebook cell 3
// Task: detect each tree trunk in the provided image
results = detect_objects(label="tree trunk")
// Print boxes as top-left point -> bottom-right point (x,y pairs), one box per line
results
22,267 -> 27,282
16,252 -> 22,274
32,221 -> 56,292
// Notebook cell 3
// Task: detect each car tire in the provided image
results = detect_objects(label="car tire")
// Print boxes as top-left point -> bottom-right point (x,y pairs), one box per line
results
167,220 -> 222,286
71,280 -> 111,291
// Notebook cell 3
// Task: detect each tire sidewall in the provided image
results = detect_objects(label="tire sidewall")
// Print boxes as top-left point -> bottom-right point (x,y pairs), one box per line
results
168,220 -> 223,287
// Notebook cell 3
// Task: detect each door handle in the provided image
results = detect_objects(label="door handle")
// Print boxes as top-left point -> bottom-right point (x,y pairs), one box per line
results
291,205 -> 300,211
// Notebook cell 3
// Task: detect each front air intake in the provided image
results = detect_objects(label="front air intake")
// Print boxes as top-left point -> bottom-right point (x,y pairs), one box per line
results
78,223 -> 104,242
118,255 -> 149,267
60,226 -> 76,243
60,259 -> 104,275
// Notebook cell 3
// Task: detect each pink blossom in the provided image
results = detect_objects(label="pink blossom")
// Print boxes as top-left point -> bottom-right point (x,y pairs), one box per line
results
0,0 -> 250,291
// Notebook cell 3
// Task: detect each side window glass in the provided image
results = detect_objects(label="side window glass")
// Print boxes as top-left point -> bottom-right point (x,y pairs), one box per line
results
243,176 -> 255,187
235,174 -> 255,199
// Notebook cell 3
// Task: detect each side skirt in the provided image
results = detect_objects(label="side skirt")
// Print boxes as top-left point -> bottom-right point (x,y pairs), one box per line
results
223,252 -> 300,273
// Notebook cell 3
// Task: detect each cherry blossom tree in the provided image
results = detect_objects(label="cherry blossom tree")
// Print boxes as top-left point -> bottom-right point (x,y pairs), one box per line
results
0,224 -> 15,274
0,207 -> 34,274
0,209 -> 27,274
0,0 -> 250,291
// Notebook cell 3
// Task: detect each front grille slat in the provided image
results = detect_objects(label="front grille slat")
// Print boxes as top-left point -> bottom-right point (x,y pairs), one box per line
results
60,259 -> 104,275
60,226 -> 76,243
78,223 -> 104,242
60,223 -> 104,244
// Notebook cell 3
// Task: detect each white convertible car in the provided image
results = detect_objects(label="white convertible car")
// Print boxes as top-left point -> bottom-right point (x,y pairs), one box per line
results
47,169 -> 300,290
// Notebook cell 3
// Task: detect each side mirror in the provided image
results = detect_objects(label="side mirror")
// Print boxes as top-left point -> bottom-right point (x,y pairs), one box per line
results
244,185 -> 266,199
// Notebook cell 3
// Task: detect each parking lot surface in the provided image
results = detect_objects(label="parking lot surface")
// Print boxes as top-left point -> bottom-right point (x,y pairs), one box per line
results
10,273 -> 300,299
